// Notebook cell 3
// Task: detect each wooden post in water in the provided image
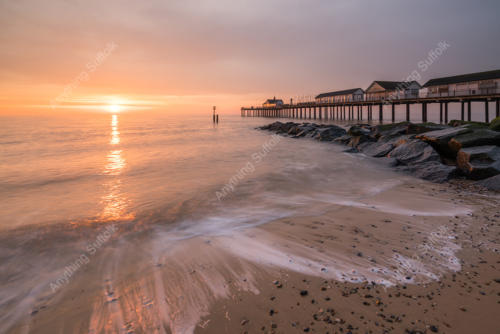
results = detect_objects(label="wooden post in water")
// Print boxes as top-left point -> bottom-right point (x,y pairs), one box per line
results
485,100 -> 489,123
422,103 -> 427,122
445,102 -> 449,124
461,101 -> 465,121
496,99 -> 500,118
213,106 -> 216,123
379,104 -> 383,122
439,102 -> 443,123
467,101 -> 471,121
391,104 -> 395,123
406,103 -> 410,122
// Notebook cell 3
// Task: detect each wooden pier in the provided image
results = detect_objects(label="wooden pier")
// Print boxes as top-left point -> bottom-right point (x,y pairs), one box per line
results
241,93 -> 500,123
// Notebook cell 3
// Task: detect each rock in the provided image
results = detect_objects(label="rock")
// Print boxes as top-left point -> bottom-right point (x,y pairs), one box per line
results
457,145 -> 500,179
348,135 -> 375,148
448,129 -> 500,153
314,126 -> 347,141
334,135 -> 352,145
293,124 -> 317,138
428,325 -> 439,333
407,161 -> 457,183
448,119 -> 488,129
490,116 -> 500,131
406,123 -> 447,135
416,127 -> 472,156
361,141 -> 396,157
259,121 -> 295,134
348,125 -> 372,137
300,290 -> 308,296
388,139 -> 440,165
373,157 -> 399,168
287,125 -> 301,136
475,174 -> 500,191
343,147 -> 359,153
373,122 -> 410,138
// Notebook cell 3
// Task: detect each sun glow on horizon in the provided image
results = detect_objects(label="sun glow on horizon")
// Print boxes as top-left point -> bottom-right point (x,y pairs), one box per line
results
107,104 -> 122,113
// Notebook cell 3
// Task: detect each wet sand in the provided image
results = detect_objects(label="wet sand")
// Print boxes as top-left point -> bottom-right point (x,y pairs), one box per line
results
6,180 -> 499,334
197,182 -> 500,334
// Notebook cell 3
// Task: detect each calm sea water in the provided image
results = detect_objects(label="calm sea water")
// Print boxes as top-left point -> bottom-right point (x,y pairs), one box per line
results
0,112 -> 470,333
0,112 -> 428,231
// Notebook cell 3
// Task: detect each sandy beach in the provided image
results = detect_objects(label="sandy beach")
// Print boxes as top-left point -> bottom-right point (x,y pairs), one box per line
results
4,177 -> 498,334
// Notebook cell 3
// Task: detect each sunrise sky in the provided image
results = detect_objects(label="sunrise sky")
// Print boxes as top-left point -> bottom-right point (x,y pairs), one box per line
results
1,0 -> 499,114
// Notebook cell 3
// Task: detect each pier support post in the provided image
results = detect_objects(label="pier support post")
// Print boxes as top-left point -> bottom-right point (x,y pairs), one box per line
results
314,107 -> 317,120
485,100 -> 489,123
467,101 -> 471,121
391,104 -> 395,123
496,99 -> 500,118
406,103 -> 410,121
445,102 -> 449,124
461,102 -> 465,121
439,103 -> 443,123
422,103 -> 427,122
319,106 -> 322,120
379,104 -> 383,122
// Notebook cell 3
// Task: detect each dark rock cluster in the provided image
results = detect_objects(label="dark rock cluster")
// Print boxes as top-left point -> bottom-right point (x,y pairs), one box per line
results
258,118 -> 500,188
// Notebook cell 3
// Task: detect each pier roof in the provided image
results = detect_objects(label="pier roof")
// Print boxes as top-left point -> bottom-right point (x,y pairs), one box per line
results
315,88 -> 363,99
368,81 -> 421,91
423,69 -> 500,87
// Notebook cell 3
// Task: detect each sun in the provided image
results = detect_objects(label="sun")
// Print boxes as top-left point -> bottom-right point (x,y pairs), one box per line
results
107,104 -> 122,113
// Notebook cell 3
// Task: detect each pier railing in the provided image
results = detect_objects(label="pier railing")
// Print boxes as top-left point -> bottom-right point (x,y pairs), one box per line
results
311,88 -> 500,103
241,89 -> 500,123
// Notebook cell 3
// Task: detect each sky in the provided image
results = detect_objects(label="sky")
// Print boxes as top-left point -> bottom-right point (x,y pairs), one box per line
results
1,0 -> 499,114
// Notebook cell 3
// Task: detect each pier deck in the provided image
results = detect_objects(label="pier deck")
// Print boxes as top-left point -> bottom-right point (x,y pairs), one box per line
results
241,93 -> 500,123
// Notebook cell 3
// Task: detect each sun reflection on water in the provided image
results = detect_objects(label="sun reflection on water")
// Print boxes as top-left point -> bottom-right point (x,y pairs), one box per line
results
110,114 -> 120,145
104,150 -> 125,175
100,114 -> 134,221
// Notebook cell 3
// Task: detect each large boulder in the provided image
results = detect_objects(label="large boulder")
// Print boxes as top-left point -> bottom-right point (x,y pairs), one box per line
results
448,129 -> 500,153
448,120 -> 489,129
293,124 -> 317,137
259,121 -> 296,134
334,135 -> 353,145
457,145 -> 500,180
314,126 -> 347,141
373,122 -> 410,138
348,134 -> 376,148
388,139 -> 441,165
407,161 -> 457,183
416,126 -> 472,157
348,125 -> 372,137
361,141 -> 396,157
490,117 -> 500,132
406,123 -> 447,135
476,174 -> 500,191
